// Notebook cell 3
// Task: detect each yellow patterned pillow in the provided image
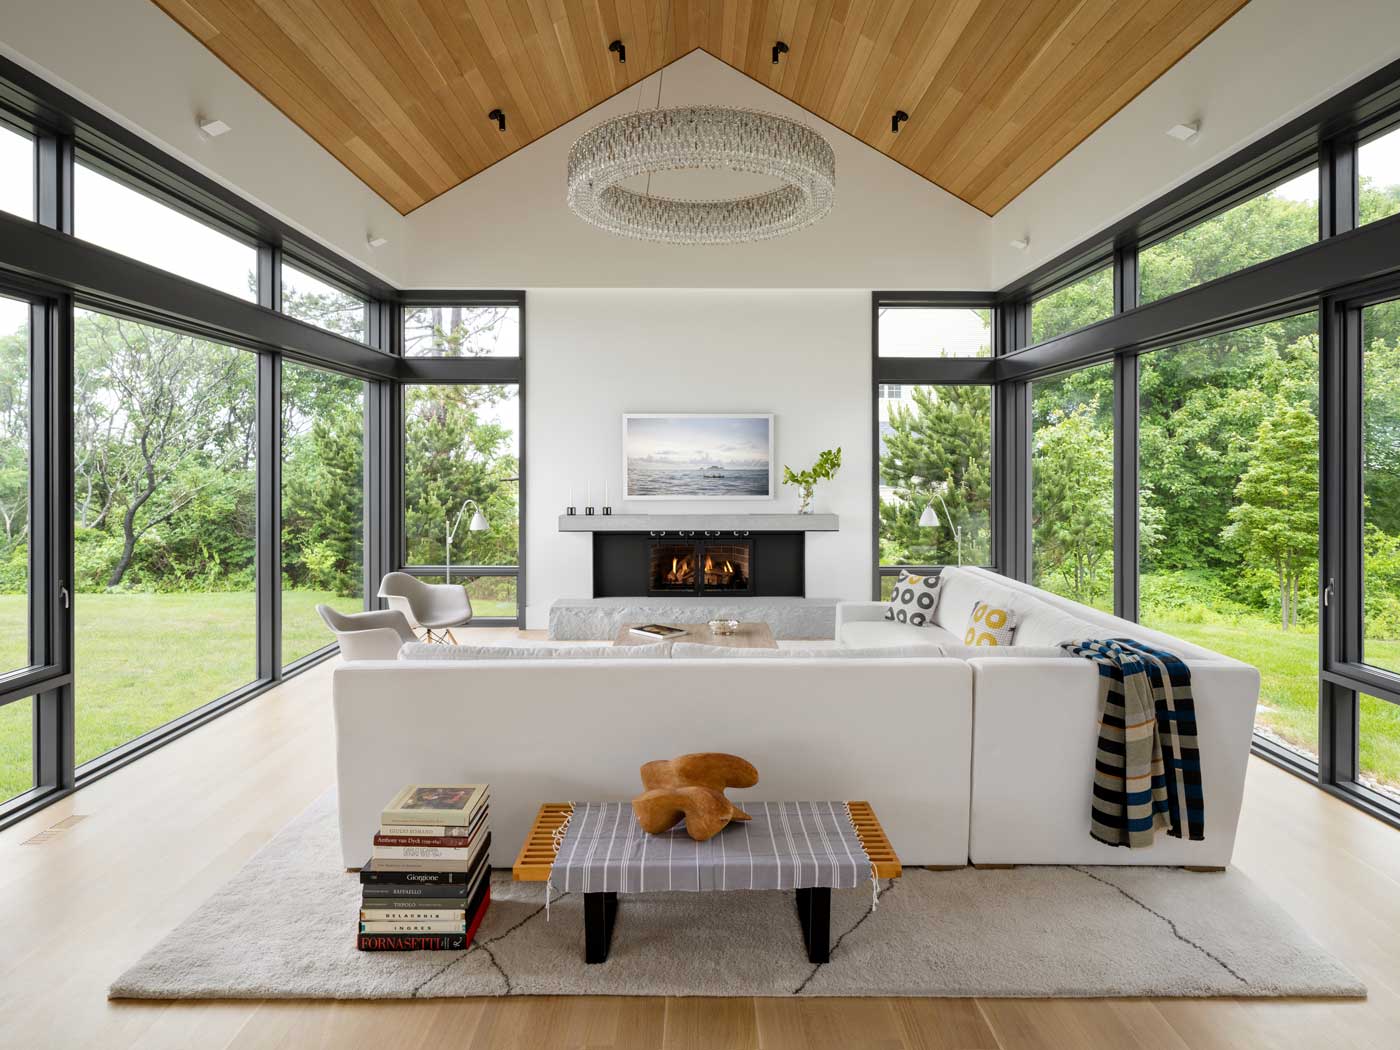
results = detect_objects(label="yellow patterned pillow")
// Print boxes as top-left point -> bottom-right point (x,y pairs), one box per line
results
963,600 -> 1019,646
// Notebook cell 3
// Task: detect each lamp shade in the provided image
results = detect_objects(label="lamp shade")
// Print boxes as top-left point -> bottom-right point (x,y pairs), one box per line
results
468,508 -> 489,532
918,504 -> 939,528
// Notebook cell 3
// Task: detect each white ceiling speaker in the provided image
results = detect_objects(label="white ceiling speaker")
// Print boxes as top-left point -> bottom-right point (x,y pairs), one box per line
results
1009,237 -> 1030,251
367,234 -> 389,249
1166,121 -> 1200,142
198,117 -> 232,138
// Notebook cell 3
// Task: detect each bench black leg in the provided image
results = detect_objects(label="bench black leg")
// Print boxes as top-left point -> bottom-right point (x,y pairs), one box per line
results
584,891 -> 617,963
795,886 -> 830,963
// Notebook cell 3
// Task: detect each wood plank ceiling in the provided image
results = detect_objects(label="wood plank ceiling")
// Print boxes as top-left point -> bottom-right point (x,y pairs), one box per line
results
151,1 -> 1251,216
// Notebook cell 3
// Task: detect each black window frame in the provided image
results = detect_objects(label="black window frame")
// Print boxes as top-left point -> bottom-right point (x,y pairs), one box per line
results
395,291 -> 526,629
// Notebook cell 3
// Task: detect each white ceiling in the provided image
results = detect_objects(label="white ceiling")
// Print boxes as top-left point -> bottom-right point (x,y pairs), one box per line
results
1,0 -> 1399,290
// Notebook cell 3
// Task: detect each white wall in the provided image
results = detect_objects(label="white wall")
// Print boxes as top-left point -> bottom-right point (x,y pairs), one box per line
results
525,289 -> 870,629
0,0 -> 404,284
990,0 -> 1400,286
405,51 -> 992,290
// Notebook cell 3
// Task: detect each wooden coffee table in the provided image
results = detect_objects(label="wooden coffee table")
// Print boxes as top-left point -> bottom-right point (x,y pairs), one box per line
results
612,621 -> 777,649
514,800 -> 901,964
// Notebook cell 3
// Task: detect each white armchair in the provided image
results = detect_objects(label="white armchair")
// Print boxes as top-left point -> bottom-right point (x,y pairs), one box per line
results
377,572 -> 473,643
316,605 -> 418,661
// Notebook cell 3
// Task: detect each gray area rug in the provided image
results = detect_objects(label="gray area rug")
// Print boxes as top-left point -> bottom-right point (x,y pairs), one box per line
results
109,792 -> 1365,1000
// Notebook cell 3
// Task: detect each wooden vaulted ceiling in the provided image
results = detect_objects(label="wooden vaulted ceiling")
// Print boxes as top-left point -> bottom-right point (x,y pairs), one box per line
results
151,1 -> 1251,217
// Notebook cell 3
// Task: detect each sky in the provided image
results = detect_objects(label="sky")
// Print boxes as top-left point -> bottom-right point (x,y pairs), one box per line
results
878,306 -> 991,357
624,415 -> 771,469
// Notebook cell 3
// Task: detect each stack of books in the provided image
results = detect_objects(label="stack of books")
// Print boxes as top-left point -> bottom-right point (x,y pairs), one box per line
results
356,784 -> 491,951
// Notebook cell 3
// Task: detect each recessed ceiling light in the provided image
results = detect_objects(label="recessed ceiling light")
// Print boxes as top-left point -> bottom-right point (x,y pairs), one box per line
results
367,234 -> 389,249
1166,121 -> 1200,142
1009,237 -> 1030,251
198,117 -> 232,138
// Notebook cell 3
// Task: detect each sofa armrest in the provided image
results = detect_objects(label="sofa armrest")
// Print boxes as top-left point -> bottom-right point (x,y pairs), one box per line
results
338,627 -> 412,661
836,601 -> 889,630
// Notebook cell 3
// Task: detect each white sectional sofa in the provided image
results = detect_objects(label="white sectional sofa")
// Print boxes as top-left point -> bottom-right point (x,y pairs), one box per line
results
838,566 -> 1261,868
330,565 -> 1259,872
333,658 -> 974,869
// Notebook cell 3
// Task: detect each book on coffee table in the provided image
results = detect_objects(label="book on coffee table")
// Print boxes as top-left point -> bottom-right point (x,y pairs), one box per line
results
629,624 -> 687,639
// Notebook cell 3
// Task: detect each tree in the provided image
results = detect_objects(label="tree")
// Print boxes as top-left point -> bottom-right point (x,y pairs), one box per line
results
1032,402 -> 1114,605
879,385 -> 991,565
73,313 -> 255,589
1226,404 -> 1319,629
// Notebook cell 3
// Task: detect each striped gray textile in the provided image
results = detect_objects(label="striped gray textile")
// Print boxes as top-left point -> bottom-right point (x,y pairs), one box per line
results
551,801 -> 872,893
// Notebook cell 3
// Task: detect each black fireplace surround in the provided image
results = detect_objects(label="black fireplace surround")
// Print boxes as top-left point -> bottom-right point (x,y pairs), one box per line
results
592,531 -> 805,598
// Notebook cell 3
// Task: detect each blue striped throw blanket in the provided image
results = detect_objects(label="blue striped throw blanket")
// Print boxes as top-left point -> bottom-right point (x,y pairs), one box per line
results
1060,638 -> 1204,848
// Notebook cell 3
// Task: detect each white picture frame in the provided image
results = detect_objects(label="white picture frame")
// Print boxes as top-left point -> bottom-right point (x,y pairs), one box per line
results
622,413 -> 775,501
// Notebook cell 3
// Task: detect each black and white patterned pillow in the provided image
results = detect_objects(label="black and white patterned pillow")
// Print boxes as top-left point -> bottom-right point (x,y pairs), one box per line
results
883,570 -> 943,627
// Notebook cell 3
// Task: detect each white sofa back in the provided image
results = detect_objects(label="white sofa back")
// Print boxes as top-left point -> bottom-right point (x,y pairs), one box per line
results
333,657 -> 975,869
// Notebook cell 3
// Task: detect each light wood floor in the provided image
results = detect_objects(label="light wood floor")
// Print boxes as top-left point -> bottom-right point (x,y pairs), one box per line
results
4,640 -> 1400,1050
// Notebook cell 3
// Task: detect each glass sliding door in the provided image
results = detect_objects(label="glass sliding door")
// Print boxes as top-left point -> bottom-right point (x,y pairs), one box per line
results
402,384 -> 520,619
0,295 -> 30,674
877,384 -> 992,580
1139,312 -> 1320,761
281,362 -> 365,665
1362,298 -> 1400,675
73,309 -> 257,766
1031,362 -> 1115,612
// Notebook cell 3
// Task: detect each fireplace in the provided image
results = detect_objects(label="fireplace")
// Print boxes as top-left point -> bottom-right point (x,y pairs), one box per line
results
648,540 -> 751,596
591,531 -> 804,598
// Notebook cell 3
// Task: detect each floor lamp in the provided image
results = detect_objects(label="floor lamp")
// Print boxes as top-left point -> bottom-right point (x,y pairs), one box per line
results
445,498 -> 489,585
918,486 -> 963,567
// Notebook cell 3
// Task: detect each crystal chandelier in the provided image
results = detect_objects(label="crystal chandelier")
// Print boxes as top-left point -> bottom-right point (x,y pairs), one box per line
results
567,106 -> 835,245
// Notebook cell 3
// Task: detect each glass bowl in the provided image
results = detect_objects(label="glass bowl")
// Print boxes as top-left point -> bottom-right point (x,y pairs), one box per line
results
707,618 -> 741,636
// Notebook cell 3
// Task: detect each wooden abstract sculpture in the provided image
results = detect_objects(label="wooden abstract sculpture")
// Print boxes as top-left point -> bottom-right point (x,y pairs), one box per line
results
632,752 -> 759,841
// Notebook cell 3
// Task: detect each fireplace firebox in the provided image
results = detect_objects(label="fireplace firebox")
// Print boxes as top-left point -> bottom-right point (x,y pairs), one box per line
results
649,539 -> 751,596
591,531 -> 804,598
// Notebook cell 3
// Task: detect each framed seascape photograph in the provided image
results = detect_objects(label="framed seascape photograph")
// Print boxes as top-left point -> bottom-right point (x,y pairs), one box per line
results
622,413 -> 775,500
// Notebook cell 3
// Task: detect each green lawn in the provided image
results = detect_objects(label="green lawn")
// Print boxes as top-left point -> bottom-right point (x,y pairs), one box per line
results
6,589 -> 1398,805
1146,610 -> 1400,793
0,589 -> 516,801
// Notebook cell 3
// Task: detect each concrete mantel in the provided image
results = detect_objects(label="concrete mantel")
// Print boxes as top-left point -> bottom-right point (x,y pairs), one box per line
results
557,513 -> 839,533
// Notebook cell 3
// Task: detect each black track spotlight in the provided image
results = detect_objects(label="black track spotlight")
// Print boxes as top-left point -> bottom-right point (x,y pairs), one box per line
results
489,108 -> 506,132
892,110 -> 909,134
772,41 -> 789,65
609,39 -> 626,63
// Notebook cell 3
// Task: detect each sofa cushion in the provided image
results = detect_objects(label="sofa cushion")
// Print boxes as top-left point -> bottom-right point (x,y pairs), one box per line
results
840,620 -> 962,649
672,642 -> 944,659
399,641 -> 670,660
1014,600 -> 1097,648
962,600 -> 1019,646
883,569 -> 943,628
935,567 -> 1018,631
941,644 -> 1071,659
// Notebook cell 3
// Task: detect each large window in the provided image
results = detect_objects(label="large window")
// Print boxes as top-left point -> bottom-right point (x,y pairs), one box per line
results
1362,298 -> 1400,675
876,306 -> 991,357
1359,125 -> 1400,226
1140,312 -> 1320,761
0,295 -> 29,674
878,384 -> 992,580
1030,265 -> 1113,345
282,362 -> 365,665
1031,362 -> 1115,612
74,162 -> 256,301
403,383 -> 520,618
404,304 -> 520,358
282,263 -> 368,343
1139,170 -> 1318,304
0,696 -> 31,804
1360,693 -> 1400,803
73,309 -> 257,767
0,124 -> 33,220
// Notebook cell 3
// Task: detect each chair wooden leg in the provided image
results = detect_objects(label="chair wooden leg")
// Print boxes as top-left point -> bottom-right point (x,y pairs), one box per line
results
444,628 -> 459,644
